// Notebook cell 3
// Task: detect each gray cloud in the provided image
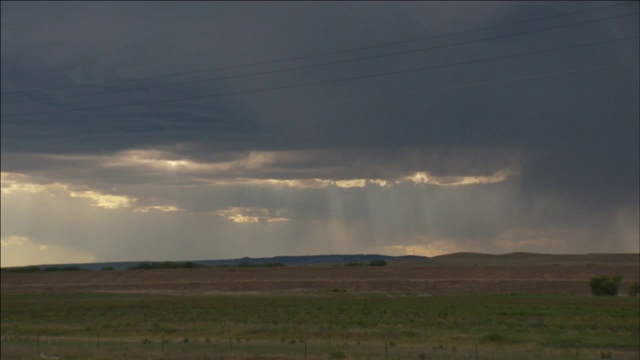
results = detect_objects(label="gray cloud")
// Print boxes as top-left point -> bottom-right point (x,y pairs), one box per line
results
1,2 -> 638,265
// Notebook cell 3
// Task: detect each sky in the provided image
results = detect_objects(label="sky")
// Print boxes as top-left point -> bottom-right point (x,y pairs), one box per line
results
1,1 -> 638,267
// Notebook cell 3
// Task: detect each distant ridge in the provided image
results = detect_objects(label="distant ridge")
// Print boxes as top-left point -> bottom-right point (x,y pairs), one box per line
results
427,252 -> 639,266
3,252 -> 637,270
10,254 -> 420,271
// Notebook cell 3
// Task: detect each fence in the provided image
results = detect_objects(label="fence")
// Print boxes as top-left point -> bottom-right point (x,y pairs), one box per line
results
2,334 -> 639,360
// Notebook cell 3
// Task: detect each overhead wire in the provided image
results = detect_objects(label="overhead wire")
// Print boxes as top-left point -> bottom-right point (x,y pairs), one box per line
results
2,34 -> 637,118
335,61 -> 639,106
1,11 -> 637,106
0,1 -> 636,97
4,61 -> 636,142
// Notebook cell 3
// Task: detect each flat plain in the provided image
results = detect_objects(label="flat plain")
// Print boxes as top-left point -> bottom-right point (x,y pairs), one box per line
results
2,253 -> 639,359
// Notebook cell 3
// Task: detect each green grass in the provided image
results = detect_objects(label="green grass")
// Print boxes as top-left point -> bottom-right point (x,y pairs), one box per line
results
1,292 -> 639,359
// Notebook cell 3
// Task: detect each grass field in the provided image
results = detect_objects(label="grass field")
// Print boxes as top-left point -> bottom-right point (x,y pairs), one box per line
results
2,291 -> 639,359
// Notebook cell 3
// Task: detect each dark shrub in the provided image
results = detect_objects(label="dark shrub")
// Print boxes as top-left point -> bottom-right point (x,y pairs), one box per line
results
1,266 -> 41,273
345,262 -> 365,267
128,261 -> 208,270
589,275 -> 622,296
369,259 -> 387,266
42,266 -> 83,271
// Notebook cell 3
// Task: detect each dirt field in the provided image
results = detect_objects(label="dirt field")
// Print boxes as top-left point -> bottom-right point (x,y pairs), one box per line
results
2,254 -> 639,359
2,262 -> 638,295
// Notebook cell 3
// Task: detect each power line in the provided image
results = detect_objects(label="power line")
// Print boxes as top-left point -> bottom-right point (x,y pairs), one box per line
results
3,35 -> 637,118
4,61 -> 636,144
2,11 -> 637,106
336,61 -> 640,106
1,1 -> 636,97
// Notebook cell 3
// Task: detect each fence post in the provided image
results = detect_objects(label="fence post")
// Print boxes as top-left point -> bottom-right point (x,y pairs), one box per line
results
385,340 -> 389,360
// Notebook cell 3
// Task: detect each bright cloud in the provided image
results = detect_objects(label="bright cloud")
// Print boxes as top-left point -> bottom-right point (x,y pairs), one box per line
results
49,149 -> 521,189
69,190 -> 134,209
0,235 -> 96,267
205,171 -> 516,189
104,149 -> 231,172
1,172 -> 180,212
214,207 -> 290,224
387,240 -> 467,257
133,205 -> 185,213
1,235 -> 31,247
405,170 -> 516,186
1,173 -> 47,194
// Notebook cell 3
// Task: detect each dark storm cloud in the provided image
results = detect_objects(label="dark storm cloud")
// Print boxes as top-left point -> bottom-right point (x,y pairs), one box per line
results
1,1 -> 638,261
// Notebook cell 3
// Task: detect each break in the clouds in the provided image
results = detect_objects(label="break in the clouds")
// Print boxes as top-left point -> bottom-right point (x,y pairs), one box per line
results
1,2 -> 638,266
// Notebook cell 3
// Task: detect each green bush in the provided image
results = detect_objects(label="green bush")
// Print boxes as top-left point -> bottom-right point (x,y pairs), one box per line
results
480,333 -> 507,343
129,261 -> 209,270
401,329 -> 419,337
369,259 -> 387,266
628,281 -> 640,296
42,266 -> 83,271
345,262 -> 365,267
589,275 -> 622,296
0,265 -> 41,273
